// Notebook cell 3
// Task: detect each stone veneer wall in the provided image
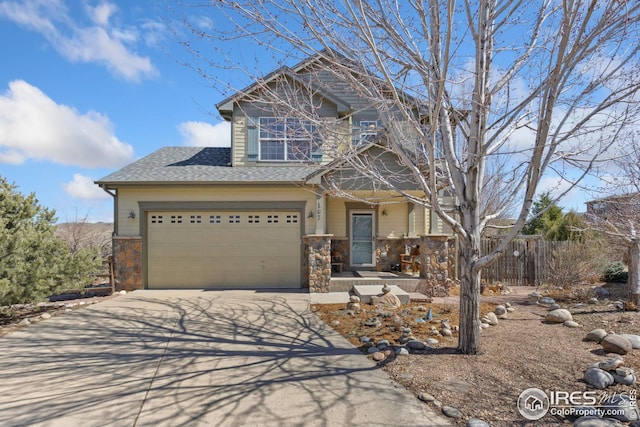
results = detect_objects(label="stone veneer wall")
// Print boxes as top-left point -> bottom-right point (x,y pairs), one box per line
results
330,238 -> 349,271
113,236 -> 143,291
304,235 -> 332,293
376,238 -> 420,271
419,235 -> 456,297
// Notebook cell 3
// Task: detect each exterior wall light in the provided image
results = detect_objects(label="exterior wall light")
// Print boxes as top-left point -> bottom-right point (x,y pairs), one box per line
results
128,209 -> 136,219
307,210 -> 314,219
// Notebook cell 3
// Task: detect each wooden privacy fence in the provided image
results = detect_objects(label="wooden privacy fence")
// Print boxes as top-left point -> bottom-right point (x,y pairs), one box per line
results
480,237 -> 567,287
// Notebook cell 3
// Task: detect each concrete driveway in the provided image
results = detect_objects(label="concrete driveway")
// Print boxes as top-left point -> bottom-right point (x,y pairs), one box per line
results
0,290 -> 450,427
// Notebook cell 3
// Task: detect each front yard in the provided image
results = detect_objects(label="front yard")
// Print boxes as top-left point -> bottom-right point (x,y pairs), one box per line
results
312,283 -> 640,426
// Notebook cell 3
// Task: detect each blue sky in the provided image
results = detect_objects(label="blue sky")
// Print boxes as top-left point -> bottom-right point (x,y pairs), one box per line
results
0,0 -> 234,222
0,1 -> 596,224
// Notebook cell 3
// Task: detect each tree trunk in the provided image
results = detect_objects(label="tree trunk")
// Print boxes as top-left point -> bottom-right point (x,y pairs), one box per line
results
457,241 -> 482,354
628,240 -> 640,306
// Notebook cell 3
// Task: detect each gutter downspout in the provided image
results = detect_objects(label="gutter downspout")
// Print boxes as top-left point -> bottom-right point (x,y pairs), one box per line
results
98,184 -> 117,237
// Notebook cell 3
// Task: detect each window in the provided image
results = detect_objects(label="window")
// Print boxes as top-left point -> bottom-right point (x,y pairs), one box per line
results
357,120 -> 379,145
259,117 -> 320,161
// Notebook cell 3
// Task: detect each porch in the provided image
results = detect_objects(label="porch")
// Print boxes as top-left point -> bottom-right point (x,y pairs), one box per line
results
304,234 -> 456,297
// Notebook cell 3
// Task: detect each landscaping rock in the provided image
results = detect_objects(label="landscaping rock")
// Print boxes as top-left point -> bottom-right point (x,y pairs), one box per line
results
440,328 -> 453,337
40,312 -> 52,320
598,356 -> 624,371
588,297 -> 599,305
572,417 -> 625,427
482,312 -> 499,326
550,303 -> 562,310
565,320 -> 581,328
372,352 -> 386,361
367,346 -> 380,354
583,367 -> 615,389
426,338 -> 439,346
371,284 -> 402,309
395,347 -> 409,356
442,406 -> 462,419
347,295 -> 362,313
601,335 -> 633,355
406,340 -> 427,350
594,287 -> 612,298
391,315 -> 403,331
585,329 -> 608,344
546,308 -> 573,323
494,305 -> 506,315
376,339 -> 390,349
418,392 -> 436,402
466,419 -> 490,427
619,334 -> 640,349
540,296 -> 556,305
611,368 -> 636,386
364,318 -> 382,328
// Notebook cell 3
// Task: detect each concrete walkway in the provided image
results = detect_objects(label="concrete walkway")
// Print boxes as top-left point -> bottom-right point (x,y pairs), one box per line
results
0,290 -> 450,427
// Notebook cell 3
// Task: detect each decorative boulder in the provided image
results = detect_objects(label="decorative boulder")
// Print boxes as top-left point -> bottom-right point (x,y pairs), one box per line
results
546,308 -> 573,323
481,312 -> 499,326
585,329 -> 608,344
598,356 -> 624,371
371,285 -> 402,309
601,335 -> 633,355
564,320 -> 581,328
583,367 -> 615,389
619,334 -> 640,349
611,367 -> 636,386
494,305 -> 507,316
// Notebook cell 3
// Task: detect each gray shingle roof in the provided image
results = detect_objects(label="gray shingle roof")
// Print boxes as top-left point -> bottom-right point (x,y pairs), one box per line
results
95,147 -> 320,186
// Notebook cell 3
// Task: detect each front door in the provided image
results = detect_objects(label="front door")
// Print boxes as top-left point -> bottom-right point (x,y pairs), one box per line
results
350,211 -> 375,267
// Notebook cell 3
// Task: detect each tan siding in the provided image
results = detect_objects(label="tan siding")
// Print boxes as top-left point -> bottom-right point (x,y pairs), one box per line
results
379,203 -> 408,238
326,197 -> 346,237
116,186 -> 316,236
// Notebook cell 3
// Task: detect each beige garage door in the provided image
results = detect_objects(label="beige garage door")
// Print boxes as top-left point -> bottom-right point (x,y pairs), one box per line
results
147,211 -> 301,289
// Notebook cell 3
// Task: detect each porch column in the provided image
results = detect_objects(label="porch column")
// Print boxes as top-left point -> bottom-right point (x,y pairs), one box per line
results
315,192 -> 326,234
419,234 -> 453,297
303,234 -> 333,293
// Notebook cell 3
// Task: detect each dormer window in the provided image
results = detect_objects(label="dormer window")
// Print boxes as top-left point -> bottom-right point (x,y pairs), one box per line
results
258,117 -> 321,162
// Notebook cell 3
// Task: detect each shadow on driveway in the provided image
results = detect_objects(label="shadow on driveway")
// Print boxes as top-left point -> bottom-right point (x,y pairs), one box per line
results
0,290 -> 449,427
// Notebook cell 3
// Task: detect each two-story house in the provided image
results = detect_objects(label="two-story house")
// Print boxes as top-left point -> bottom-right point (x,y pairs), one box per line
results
96,52 -> 453,292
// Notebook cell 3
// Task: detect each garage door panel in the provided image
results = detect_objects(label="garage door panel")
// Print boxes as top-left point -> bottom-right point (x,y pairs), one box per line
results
147,211 -> 301,289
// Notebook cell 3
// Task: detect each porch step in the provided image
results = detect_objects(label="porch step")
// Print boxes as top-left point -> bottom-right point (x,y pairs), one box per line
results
353,284 -> 410,305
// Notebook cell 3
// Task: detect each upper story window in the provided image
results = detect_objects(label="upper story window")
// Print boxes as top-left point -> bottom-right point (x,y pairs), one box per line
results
259,117 -> 321,161
354,120 -> 380,146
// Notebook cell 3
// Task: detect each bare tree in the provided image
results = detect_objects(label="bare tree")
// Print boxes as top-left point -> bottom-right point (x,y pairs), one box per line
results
175,1 -> 640,353
587,141 -> 640,306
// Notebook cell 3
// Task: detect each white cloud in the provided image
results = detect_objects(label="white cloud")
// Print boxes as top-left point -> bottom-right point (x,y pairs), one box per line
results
0,80 -> 134,168
64,173 -> 110,200
0,0 -> 155,82
178,121 -> 231,147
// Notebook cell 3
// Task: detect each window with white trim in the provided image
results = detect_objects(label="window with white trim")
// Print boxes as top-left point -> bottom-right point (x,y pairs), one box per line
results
259,117 -> 321,161
358,120 -> 379,145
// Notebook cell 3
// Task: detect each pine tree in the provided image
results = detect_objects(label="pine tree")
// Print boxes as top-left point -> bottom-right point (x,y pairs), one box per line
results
0,177 -> 101,305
